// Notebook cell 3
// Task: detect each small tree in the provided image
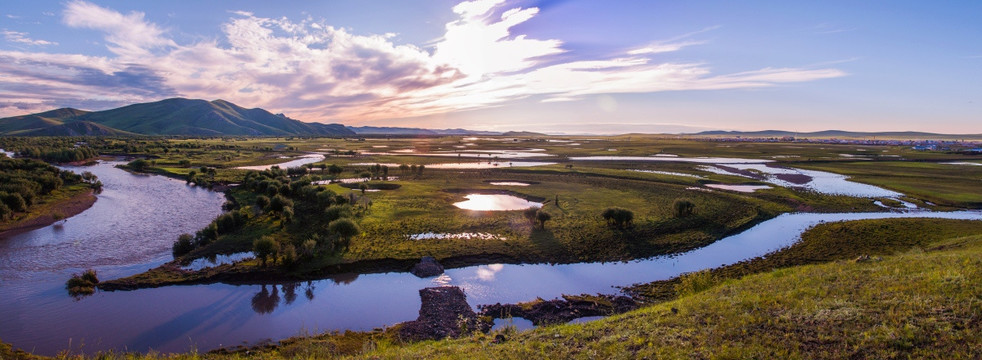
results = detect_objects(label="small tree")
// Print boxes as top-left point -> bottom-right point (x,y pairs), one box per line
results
255,195 -> 270,210
535,211 -> 552,229
602,207 -> 634,228
328,164 -> 343,177
253,236 -> 277,267
673,199 -> 695,218
281,244 -> 298,268
127,159 -> 149,172
328,218 -> 360,250
358,182 -> 369,194
173,233 -> 195,257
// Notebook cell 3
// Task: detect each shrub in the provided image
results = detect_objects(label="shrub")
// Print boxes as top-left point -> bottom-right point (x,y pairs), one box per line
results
302,239 -> 317,258
172,233 -> 195,257
281,244 -> 298,268
673,199 -> 695,218
255,195 -> 270,210
269,194 -> 293,213
253,236 -> 278,267
523,207 -> 539,225
66,269 -> 99,296
127,159 -> 150,172
602,207 -> 634,228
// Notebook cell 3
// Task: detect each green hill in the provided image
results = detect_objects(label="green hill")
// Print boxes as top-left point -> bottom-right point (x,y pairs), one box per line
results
0,99 -> 354,136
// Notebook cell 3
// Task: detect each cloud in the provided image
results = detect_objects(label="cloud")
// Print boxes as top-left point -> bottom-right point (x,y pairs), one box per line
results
2,30 -> 58,46
0,0 -> 846,124
62,0 -> 176,57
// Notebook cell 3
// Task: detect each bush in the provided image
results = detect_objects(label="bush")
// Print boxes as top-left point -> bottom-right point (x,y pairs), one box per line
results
253,236 -> 278,267
269,194 -> 293,213
172,233 -> 195,257
281,244 -> 298,268
66,269 -> 99,296
302,239 -> 317,258
127,159 -> 150,172
673,199 -> 695,218
602,207 -> 634,228
324,205 -> 353,222
255,195 -> 270,210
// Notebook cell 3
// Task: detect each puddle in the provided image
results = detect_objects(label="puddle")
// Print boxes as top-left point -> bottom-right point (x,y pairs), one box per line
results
568,316 -> 606,324
409,233 -> 506,241
488,182 -> 531,186
425,162 -> 556,169
630,170 -> 704,179
570,156 -> 771,164
492,317 -> 535,331
182,253 -> 254,271
236,154 -> 325,171
705,184 -> 771,193
453,194 -> 542,211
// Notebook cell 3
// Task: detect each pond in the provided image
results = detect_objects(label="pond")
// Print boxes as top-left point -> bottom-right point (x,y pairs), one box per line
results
630,169 -> 704,179
488,181 -> 532,186
425,162 -> 556,169
703,164 -> 902,198
409,233 -> 506,241
453,194 -> 543,211
235,153 -> 325,171
182,252 -> 255,271
569,156 -> 771,164
705,184 -> 771,193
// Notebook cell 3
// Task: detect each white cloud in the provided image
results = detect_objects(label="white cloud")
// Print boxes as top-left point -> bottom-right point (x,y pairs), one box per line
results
2,30 -> 58,46
62,0 -> 175,57
1,0 -> 845,124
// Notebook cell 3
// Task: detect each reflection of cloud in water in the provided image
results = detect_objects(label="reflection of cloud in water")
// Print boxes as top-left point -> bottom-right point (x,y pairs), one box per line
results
476,264 -> 504,281
432,273 -> 452,286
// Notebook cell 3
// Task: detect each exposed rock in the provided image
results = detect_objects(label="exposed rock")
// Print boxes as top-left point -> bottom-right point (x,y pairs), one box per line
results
398,286 -> 491,341
479,293 -> 639,326
410,256 -> 444,278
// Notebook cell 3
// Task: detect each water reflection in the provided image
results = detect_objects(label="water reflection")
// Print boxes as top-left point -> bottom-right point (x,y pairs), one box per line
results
251,285 -> 280,314
453,194 -> 542,211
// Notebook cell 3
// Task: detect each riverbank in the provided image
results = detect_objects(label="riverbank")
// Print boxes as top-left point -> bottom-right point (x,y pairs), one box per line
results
0,186 -> 96,239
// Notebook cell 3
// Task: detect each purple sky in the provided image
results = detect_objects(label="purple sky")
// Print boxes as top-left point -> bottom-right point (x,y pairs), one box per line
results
1,0 -> 980,133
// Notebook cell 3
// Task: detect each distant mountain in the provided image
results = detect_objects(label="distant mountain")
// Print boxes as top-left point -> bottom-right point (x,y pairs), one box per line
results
694,130 -> 982,140
19,121 -> 137,136
348,126 -> 500,136
0,98 -> 354,136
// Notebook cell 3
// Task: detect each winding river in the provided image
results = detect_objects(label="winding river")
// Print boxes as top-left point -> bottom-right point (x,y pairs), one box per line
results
0,162 -> 980,355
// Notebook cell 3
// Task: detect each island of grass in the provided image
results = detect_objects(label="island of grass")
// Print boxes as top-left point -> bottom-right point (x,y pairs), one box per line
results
99,161 -> 811,290
0,156 -> 102,238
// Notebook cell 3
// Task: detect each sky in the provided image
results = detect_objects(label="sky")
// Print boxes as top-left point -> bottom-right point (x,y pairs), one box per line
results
1,0 -> 980,134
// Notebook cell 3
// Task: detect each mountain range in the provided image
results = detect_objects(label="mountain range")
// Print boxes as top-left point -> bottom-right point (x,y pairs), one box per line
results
0,98 -> 353,136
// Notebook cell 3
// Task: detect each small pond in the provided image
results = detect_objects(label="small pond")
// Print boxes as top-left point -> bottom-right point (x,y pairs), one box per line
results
453,194 -> 543,211
570,156 -> 771,164
705,184 -> 771,193
235,154 -> 325,171
630,169 -> 704,178
425,162 -> 556,169
182,253 -> 255,271
409,233 -> 506,241
488,181 -> 531,186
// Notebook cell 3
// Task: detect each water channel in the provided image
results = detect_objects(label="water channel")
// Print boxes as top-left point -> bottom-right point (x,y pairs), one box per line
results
1,161 -> 980,355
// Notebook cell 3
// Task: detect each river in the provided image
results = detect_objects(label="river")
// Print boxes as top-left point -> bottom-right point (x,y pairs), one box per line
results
0,162 -> 980,355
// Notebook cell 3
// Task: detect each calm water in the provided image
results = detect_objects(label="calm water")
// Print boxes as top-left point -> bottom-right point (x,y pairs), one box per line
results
569,156 -> 771,164
453,194 -> 542,211
3,162 -> 982,355
235,154 -> 325,171
705,184 -> 771,193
